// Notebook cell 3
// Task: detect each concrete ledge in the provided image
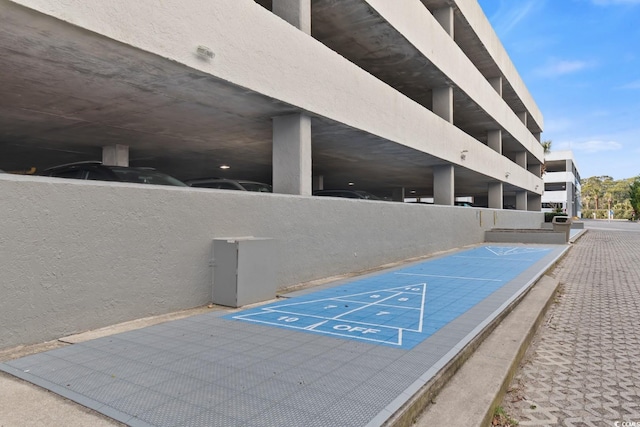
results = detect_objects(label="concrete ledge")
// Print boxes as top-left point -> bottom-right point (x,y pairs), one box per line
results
485,229 -> 566,244
410,275 -> 560,426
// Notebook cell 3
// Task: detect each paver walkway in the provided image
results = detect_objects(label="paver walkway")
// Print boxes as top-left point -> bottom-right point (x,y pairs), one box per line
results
497,220 -> 640,426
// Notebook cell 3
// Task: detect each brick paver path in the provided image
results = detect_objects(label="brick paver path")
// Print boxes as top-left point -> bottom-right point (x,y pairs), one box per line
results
498,220 -> 640,426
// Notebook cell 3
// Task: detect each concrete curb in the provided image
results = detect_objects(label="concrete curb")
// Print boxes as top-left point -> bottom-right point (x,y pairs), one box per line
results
409,274 -> 560,426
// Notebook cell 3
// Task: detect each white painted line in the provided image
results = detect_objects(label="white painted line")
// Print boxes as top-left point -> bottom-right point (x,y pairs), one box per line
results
417,284 -> 427,333
305,320 -> 328,330
333,292 -> 403,320
452,255 -> 540,262
232,317 -> 403,345
331,299 -> 423,311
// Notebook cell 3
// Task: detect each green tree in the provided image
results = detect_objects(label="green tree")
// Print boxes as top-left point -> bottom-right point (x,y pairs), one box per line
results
581,175 -> 637,219
630,177 -> 640,220
581,176 -> 605,213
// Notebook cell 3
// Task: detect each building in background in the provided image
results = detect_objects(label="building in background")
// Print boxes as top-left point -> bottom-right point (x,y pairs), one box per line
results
542,150 -> 582,217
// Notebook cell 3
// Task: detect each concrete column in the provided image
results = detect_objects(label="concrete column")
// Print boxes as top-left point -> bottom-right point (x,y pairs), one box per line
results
528,194 -> 542,212
272,0 -> 311,34
312,175 -> 323,191
489,76 -> 502,97
392,187 -> 405,202
433,86 -> 453,123
488,182 -> 503,209
516,190 -> 528,211
102,144 -> 129,166
487,129 -> 502,154
433,165 -> 454,205
516,151 -> 527,169
272,113 -> 312,195
517,111 -> 528,127
433,7 -> 454,37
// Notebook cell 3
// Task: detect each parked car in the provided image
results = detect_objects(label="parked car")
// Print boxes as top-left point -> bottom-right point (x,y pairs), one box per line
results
454,201 -> 474,207
41,161 -> 187,187
313,189 -> 381,200
185,177 -> 272,192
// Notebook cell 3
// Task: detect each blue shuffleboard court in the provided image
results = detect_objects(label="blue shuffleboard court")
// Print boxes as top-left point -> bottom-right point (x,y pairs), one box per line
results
224,245 -> 552,349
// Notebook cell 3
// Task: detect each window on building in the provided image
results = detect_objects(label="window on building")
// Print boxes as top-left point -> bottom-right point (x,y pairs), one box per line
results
545,183 -> 566,191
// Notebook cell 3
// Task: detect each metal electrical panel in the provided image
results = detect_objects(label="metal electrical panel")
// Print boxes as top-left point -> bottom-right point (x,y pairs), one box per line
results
212,237 -> 276,307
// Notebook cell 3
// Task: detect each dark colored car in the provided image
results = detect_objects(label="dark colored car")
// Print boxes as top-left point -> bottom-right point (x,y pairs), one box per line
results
41,161 -> 187,187
313,189 -> 381,200
185,177 -> 272,192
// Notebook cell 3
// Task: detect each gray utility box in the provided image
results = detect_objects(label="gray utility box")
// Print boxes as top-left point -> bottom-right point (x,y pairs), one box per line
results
551,216 -> 572,242
212,237 -> 276,308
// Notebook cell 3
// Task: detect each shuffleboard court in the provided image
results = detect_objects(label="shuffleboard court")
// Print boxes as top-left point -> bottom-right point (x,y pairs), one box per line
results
224,245 -> 552,349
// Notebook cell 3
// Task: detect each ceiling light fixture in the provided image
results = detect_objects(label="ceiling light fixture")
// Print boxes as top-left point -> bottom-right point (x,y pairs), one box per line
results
348,182 -> 355,186
219,165 -> 230,170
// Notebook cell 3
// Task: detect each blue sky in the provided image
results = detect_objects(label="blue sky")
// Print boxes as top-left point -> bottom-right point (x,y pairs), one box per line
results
477,0 -> 640,180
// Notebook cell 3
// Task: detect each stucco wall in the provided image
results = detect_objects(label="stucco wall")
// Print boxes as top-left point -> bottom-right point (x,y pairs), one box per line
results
0,175 -> 543,348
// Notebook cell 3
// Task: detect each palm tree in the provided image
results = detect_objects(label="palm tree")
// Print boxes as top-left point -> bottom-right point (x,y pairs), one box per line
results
541,140 -> 552,175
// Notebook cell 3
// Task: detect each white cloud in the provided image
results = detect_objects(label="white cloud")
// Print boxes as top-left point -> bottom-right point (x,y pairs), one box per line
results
534,59 -> 592,77
490,0 -> 539,35
560,140 -> 623,153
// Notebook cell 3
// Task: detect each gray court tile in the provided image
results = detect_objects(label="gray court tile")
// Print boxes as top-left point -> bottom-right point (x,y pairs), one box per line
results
175,409 -> 242,427
138,351 -> 185,367
213,370 -> 272,392
192,348 -> 237,363
36,364 -> 97,384
280,386 -> 342,415
317,398 -> 383,427
98,358 -> 155,378
83,380 -> 147,404
136,399 -> 207,427
306,373 -> 359,395
107,389 -> 174,417
272,365 -> 326,386
49,347 -> 106,364
348,380 -> 405,405
4,352 -> 58,370
329,362 -> 378,382
213,353 -> 264,370
243,360 -> 295,378
243,402 -> 315,427
214,393 -> 276,421
61,370 -> 120,394
179,383 -> 240,407
243,378 -> 303,402
126,367 -> 181,388
296,355 -> 345,372
151,375 -> 209,398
